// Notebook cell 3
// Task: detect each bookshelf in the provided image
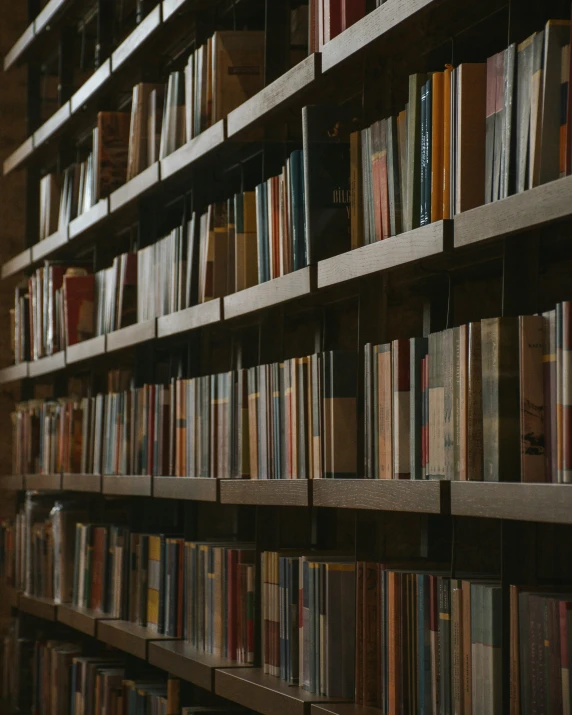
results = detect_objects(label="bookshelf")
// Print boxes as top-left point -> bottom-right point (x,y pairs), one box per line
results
3,1 -> 572,714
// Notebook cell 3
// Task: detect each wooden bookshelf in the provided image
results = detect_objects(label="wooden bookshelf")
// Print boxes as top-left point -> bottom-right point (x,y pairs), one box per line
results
102,475 -> 152,496
110,162 -> 160,214
70,60 -> 111,115
34,0 -> 69,35
68,198 -> 109,239
25,473 -> 62,491
110,5 -> 162,72
98,619 -> 179,660
0,362 -> 28,384
57,603 -> 112,637
160,120 -> 226,181
106,319 -> 156,353
312,480 -> 448,514
27,351 -> 65,378
33,101 -> 71,149
66,335 -> 106,365
215,668 -> 350,715
3,24 -> 34,70
31,228 -> 68,262
3,136 -> 34,175
62,473 -> 102,493
19,594 -> 57,621
153,477 -> 218,502
0,475 -> 24,491
1,248 -> 31,279
220,479 -> 310,507
148,641 -> 249,692
157,300 -> 222,338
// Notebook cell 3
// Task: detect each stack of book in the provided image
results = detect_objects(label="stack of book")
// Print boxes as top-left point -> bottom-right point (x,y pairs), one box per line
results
261,551 -> 356,697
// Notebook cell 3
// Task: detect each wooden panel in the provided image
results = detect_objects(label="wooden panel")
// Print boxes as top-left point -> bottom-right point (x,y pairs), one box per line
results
227,54 -> 321,138
57,603 -> 111,637
162,0 -> 188,21
111,5 -> 162,72
98,620 -> 178,660
215,669 -> 349,715
153,477 -> 218,502
318,221 -> 452,289
28,351 -> 66,378
220,480 -> 310,506
19,594 -> 56,621
1,248 -> 32,279
149,641 -> 249,691
0,362 -> 28,384
321,0 -> 437,73
312,705 -> 383,715
157,300 -> 222,338
160,121 -> 225,181
312,479 -> 447,514
34,0 -> 68,34
102,475 -> 152,496
62,473 -> 102,493
451,482 -> 572,524
223,267 -> 315,320
66,335 -> 106,365
455,174 -> 572,248
0,475 -> 24,491
109,162 -> 160,214
69,199 -> 109,239
106,320 -> 156,353
70,61 -> 111,114
3,24 -> 34,71
25,473 -> 62,491
31,228 -> 68,262
3,136 -> 34,175
34,101 -> 71,147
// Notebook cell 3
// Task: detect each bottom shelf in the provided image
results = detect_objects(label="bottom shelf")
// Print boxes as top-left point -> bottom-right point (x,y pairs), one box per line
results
97,619 -> 180,660
214,668 -> 351,715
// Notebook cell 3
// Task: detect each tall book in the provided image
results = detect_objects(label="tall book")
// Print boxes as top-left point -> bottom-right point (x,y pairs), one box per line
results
519,315 -> 546,482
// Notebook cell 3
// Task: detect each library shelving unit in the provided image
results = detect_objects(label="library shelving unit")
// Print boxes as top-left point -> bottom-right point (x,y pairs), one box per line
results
3,1 -> 572,714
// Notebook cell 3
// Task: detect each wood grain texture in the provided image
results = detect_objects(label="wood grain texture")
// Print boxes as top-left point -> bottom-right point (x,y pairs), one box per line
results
1,248 -> 32,279
3,136 -> 34,175
28,351 -> 66,378
25,473 -> 62,491
451,482 -> 572,524
153,477 -> 218,502
97,619 -> 179,660
455,174 -> 572,247
3,23 -> 34,71
311,479 -> 447,514
31,228 -> 68,262
162,0 -> 188,21
0,362 -> 28,384
109,162 -> 160,213
19,594 -> 56,621
215,668 -> 349,715
111,5 -> 162,72
160,120 -> 225,180
66,335 -> 106,365
321,0 -> 437,73
33,101 -> 71,147
0,475 -> 24,491
149,641 -> 249,691
34,0 -> 68,34
57,603 -> 111,637
223,266 -> 315,320
157,300 -> 221,338
62,473 -> 102,493
318,221 -> 452,289
71,61 -> 111,114
106,319 -> 156,353
219,480 -> 310,506
102,475 -> 152,496
69,198 -> 108,239
227,54 -> 321,138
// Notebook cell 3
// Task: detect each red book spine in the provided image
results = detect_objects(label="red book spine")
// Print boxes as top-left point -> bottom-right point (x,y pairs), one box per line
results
342,0 -> 366,31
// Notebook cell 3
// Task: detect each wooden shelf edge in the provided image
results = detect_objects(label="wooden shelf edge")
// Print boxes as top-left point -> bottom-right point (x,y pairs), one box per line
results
34,101 -> 71,148
31,228 -> 68,262
70,60 -> 111,114
62,473 -> 102,493
3,136 -> 34,176
110,5 -> 162,72
28,351 -> 66,378
311,479 -> 448,514
25,473 -> 62,491
153,477 -> 218,502
1,248 -> 32,279
102,475 -> 152,496
157,300 -> 222,338
98,619 -> 179,660
312,705 -> 383,715
19,594 -> 57,621
56,603 -> 111,637
34,0 -> 68,34
219,480 -> 310,507
66,335 -> 106,365
106,319 -> 157,353
109,162 -> 160,214
68,198 -> 109,239
162,0 -> 188,21
160,120 -> 226,181
0,475 -> 24,491
3,23 -> 35,71
0,362 -> 29,384
450,481 -> 572,524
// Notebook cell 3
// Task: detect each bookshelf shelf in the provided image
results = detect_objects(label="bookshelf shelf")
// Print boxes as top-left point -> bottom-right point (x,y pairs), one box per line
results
1,248 -> 31,279
110,5 -> 162,72
33,101 -> 71,149
31,228 -> 68,262
160,120 -> 226,181
27,351 -> 65,378
317,221 -> 452,289
57,603 -> 112,637
227,54 -> 321,139
157,300 -> 222,339
106,319 -> 156,353
66,335 -> 106,365
312,705 -> 383,715
312,479 -> 448,513
19,595 -> 57,621
98,619 -> 179,660
450,482 -> 572,524
223,267 -> 316,321
3,136 -> 34,175
0,475 -> 24,491
0,362 -> 28,384
162,0 -> 187,22
214,668 -> 350,715
148,642 -> 249,692
153,477 -> 218,502
102,475 -> 152,496
219,479 -> 310,506
454,174 -> 572,248
25,473 -> 62,491
70,60 -> 111,114
62,473 -> 102,493
109,162 -> 160,214
68,198 -> 109,240
34,0 -> 69,35
3,24 -> 34,71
